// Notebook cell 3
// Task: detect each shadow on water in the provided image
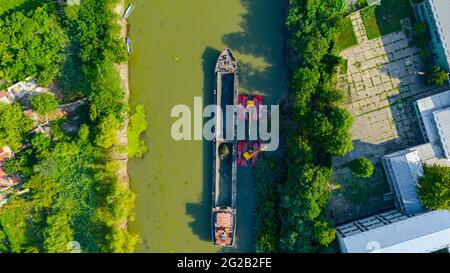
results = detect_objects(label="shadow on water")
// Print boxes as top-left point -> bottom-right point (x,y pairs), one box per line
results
186,47 -> 220,243
222,0 -> 286,102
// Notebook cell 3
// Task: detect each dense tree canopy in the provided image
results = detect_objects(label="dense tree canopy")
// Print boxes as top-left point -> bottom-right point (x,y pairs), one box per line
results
256,0 -> 351,253
418,164 -> 450,210
0,0 -> 141,253
31,93 -> 59,115
0,103 -> 34,150
0,5 -> 68,86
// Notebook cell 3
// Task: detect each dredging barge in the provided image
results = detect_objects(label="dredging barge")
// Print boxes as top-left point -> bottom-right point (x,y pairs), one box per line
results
212,48 -> 238,247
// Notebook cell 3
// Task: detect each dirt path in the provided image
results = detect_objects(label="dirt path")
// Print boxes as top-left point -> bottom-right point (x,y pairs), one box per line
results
114,0 -> 130,190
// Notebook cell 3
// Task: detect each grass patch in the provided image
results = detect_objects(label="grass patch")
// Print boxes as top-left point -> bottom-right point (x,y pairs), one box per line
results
328,164 -> 394,223
361,0 -> 415,40
0,0 -> 41,16
336,17 -> 358,51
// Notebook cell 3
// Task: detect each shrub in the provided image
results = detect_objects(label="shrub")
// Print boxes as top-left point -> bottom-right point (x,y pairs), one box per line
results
427,66 -> 449,86
349,157 -> 374,178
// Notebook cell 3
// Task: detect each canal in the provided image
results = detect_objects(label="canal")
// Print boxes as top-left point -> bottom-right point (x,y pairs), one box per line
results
127,0 -> 287,252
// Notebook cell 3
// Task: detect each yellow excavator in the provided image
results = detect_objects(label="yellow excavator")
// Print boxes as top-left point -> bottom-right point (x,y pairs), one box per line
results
243,144 -> 268,160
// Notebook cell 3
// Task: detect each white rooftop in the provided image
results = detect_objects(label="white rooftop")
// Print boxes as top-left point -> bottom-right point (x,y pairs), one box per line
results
384,147 -> 426,214
433,108 -> 450,158
339,210 -> 450,253
416,89 -> 450,144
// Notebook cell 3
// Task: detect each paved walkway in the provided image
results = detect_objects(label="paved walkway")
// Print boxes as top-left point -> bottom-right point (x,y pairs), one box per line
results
335,12 -> 433,166
349,12 -> 368,44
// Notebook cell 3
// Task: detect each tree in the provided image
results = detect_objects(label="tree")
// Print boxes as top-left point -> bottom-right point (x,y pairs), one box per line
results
357,0 -> 369,8
427,66 -> 449,86
313,219 -> 336,247
0,6 -> 68,86
0,103 -> 34,150
414,23 -> 429,49
31,133 -> 52,158
292,68 -> 320,117
349,157 -> 374,178
311,108 -> 354,156
31,93 -> 59,115
255,157 -> 284,253
95,114 -> 120,149
4,152 -> 32,178
418,164 -> 450,210
44,210 -> 75,253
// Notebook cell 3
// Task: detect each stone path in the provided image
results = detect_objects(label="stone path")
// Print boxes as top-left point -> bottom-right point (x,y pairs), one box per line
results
335,13 -> 434,166
349,12 -> 368,44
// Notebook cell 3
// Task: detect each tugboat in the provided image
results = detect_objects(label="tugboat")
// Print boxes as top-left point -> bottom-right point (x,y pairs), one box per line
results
212,49 -> 238,247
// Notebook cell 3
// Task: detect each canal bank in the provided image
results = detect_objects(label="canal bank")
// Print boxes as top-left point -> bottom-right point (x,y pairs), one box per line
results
127,0 -> 287,252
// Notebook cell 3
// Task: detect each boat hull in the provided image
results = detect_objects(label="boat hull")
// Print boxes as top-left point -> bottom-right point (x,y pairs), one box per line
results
211,49 -> 238,247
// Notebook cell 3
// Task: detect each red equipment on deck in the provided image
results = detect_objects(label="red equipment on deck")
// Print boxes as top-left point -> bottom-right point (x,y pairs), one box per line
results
240,141 -> 248,167
252,142 -> 260,167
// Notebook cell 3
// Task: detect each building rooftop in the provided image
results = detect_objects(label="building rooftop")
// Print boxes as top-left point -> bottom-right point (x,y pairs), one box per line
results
428,0 -> 450,68
339,210 -> 450,253
415,89 -> 450,144
433,108 -> 450,158
382,144 -> 441,215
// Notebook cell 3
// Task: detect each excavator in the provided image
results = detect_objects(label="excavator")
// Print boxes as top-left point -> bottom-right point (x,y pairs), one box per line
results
243,144 -> 268,161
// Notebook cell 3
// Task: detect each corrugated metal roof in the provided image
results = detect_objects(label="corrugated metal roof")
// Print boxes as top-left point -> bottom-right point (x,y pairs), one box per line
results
339,210 -> 450,253
385,149 -> 424,214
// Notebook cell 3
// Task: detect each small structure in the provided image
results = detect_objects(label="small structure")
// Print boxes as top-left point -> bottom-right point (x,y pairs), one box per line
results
0,91 -> 13,104
23,108 -> 66,125
5,77 -> 49,102
417,0 -> 450,71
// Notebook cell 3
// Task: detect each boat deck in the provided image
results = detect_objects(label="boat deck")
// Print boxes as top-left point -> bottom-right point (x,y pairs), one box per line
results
212,48 -> 238,247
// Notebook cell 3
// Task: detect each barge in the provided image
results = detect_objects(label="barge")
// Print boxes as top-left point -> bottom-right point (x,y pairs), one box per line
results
212,49 -> 238,247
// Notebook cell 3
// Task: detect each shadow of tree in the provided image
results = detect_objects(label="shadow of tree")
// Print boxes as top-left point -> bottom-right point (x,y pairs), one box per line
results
0,0 -> 43,19
222,0 -> 287,103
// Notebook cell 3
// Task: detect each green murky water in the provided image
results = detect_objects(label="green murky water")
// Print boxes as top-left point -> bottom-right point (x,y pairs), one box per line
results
127,0 -> 286,253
